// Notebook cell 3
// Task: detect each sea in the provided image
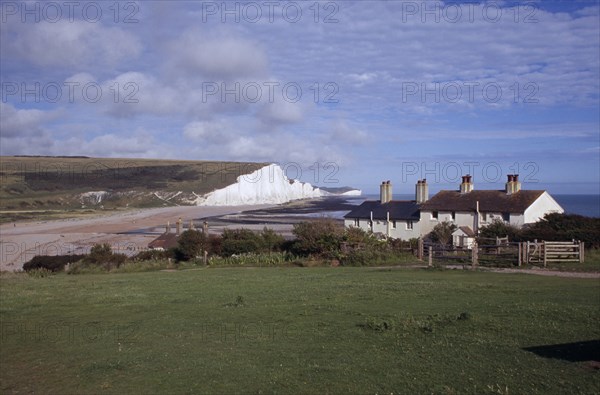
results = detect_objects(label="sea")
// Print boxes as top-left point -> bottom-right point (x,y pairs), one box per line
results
354,194 -> 600,218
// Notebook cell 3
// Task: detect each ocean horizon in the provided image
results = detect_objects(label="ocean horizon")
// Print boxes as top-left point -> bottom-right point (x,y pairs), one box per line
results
355,194 -> 600,218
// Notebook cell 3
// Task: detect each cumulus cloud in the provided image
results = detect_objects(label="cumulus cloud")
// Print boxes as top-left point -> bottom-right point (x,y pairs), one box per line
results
257,100 -> 305,126
4,20 -> 141,70
168,30 -> 269,80
0,103 -> 61,138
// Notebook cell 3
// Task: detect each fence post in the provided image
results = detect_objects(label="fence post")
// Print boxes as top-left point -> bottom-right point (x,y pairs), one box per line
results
543,241 -> 547,267
428,246 -> 432,267
471,241 -> 478,268
418,238 -> 424,261
518,242 -> 522,267
580,242 -> 585,263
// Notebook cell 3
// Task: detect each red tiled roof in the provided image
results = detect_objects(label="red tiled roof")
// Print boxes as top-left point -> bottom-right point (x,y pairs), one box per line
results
148,233 -> 179,249
420,190 -> 545,213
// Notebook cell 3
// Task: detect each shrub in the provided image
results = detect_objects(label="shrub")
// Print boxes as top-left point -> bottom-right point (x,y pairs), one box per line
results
478,219 -> 521,242
521,213 -> 600,249
83,243 -> 127,270
175,230 -> 207,261
221,229 -> 262,256
209,251 -> 297,266
260,227 -> 285,252
132,249 -> 172,261
23,254 -> 86,272
292,219 -> 344,258
26,268 -> 53,278
427,221 -> 457,246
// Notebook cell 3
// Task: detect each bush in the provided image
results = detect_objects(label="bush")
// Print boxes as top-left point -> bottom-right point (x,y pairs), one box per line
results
132,249 -> 173,261
292,219 -> 344,258
221,229 -> 263,256
427,221 -> 457,246
217,228 -> 284,257
260,227 -> 285,252
521,213 -> 600,249
83,243 -> 127,270
26,268 -> 53,278
175,230 -> 207,261
23,254 -> 86,272
209,251 -> 298,266
478,219 -> 521,242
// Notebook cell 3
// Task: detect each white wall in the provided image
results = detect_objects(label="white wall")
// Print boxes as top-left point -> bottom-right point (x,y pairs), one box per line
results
419,210 -> 477,235
524,192 -> 564,223
344,218 -> 420,241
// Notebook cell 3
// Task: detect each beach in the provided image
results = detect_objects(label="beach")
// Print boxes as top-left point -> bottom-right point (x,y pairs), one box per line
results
0,197 -> 359,271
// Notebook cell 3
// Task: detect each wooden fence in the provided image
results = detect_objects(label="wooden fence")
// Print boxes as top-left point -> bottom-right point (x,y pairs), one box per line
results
520,240 -> 584,266
418,239 -> 585,267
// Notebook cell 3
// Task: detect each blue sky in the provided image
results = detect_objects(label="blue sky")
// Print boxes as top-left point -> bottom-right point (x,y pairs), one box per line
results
1,0 -> 599,194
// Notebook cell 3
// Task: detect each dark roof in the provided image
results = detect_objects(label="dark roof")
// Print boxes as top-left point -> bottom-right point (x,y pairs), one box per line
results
344,200 -> 420,221
420,190 -> 545,213
148,233 -> 179,249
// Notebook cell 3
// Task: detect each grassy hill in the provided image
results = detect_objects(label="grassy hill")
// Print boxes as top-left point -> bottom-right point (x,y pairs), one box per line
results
0,156 -> 267,221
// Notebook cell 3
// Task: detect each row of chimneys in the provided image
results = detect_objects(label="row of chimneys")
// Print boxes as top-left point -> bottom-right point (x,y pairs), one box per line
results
379,174 -> 522,203
165,218 -> 209,235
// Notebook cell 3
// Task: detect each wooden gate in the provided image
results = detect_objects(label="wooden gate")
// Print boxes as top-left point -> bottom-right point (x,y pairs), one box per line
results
520,240 -> 584,266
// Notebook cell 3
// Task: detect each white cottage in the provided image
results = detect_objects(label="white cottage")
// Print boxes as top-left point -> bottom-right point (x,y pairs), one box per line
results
418,175 -> 564,236
344,174 -> 564,242
344,181 -> 421,239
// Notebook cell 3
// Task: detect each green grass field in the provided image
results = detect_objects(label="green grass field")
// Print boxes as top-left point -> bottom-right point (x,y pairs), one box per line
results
1,268 -> 598,394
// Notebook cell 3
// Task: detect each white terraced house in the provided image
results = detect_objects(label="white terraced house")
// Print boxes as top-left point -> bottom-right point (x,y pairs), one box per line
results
344,174 -> 564,242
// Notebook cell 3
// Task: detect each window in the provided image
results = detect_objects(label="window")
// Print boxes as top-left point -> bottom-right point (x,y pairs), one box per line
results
406,221 -> 414,230
392,220 -> 397,229
451,211 -> 456,221
502,213 -> 510,222
354,218 -> 360,227
432,211 -> 438,220
481,213 -> 487,222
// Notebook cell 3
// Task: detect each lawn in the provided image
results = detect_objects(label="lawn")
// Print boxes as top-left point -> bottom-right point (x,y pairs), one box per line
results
1,268 -> 599,394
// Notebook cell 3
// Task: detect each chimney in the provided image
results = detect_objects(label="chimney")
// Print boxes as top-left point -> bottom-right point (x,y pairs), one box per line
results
386,180 -> 392,203
460,174 -> 474,194
506,174 -> 521,195
176,217 -> 182,236
380,181 -> 392,204
416,179 -> 429,203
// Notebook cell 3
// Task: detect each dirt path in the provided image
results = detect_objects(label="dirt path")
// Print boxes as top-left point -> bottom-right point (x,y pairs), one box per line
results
370,264 -> 600,279
483,267 -> 600,279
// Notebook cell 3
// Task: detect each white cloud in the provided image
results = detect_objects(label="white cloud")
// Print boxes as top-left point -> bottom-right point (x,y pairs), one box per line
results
0,103 -> 60,138
5,21 -> 141,70
168,30 -> 269,80
257,100 -> 305,126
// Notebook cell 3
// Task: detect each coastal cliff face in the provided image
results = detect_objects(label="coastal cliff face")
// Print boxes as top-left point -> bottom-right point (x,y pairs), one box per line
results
194,164 -> 327,206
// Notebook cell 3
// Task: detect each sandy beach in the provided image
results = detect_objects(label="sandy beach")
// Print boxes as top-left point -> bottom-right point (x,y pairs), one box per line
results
0,204 -> 275,271
0,197 -> 359,271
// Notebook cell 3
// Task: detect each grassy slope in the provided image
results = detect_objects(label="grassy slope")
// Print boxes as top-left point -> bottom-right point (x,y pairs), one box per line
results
0,156 -> 267,220
1,268 -> 598,394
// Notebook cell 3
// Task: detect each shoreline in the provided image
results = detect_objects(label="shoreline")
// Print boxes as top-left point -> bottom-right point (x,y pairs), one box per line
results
0,197 -> 359,271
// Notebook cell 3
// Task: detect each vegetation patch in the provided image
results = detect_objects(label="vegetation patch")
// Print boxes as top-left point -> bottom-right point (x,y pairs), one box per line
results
0,268 -> 598,393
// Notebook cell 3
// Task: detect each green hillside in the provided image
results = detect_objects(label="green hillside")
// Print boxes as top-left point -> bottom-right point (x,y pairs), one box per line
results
0,156 -> 267,221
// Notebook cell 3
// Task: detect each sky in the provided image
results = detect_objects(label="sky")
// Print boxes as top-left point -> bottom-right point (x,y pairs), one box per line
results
1,0 -> 599,195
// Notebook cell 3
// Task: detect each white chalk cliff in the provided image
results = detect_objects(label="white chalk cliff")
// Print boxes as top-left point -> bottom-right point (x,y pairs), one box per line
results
194,164 -> 356,206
